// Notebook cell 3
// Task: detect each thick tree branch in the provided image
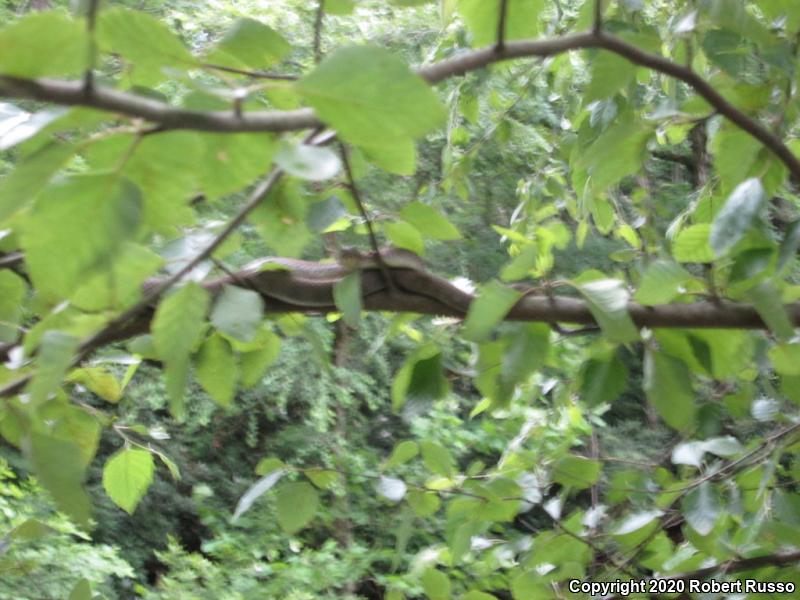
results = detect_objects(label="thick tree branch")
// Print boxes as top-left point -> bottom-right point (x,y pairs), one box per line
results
2,30 -> 797,179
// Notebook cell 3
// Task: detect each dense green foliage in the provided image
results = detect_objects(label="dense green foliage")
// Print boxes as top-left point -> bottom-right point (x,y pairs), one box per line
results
1,0 -> 800,598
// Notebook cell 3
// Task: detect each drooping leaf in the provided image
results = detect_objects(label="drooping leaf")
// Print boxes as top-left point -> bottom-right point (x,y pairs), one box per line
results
102,448 -> 155,514
26,331 -> 79,405
683,481 -> 720,535
421,568 -> 452,600
152,283 -> 211,417
275,482 -> 319,534
420,441 -> 455,478
384,221 -> 425,255
672,224 -> 715,263
462,281 -> 521,342
578,352 -> 628,406
25,432 -> 91,527
746,281 -> 795,341
391,345 -> 449,411
644,350 -> 695,432
575,278 -> 639,343
385,440 -> 419,469
199,133 -> 276,198
196,334 -> 238,407
333,271 -> 362,327
552,455 -> 602,490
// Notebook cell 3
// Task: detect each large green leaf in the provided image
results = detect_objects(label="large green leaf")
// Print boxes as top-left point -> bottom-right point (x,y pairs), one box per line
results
420,568 -> 451,600
420,441 -> 455,477
22,175 -> 142,301
710,178 -> 765,257
333,272 -> 362,327
97,8 -> 193,84
275,482 -> 319,534
746,281 -> 795,341
206,18 -> 290,69
578,119 -> 652,192
552,455 -> 602,490
296,46 -> 446,147
644,350 -> 695,432
672,224 -> 715,263
683,482 -> 720,536
198,133 -> 275,198
578,352 -> 628,406
391,345 -> 450,411
102,448 -> 155,514
0,11 -> 88,77
457,0 -> 543,47
26,331 -> 79,405
711,126 -> 763,194
152,283 -> 211,417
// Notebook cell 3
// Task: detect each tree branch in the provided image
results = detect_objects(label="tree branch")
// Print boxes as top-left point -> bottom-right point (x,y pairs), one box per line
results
2,29 -> 797,180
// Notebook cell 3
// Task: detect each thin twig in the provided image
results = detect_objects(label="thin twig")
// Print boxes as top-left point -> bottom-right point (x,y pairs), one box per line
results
200,63 -> 299,81
593,0 -> 603,34
496,0 -> 509,52
337,142 -> 396,293
313,0 -> 326,64
83,0 -> 101,92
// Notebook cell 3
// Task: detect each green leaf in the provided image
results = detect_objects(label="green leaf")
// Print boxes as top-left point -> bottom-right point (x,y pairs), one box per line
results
421,568 -> 451,600
385,440 -> 419,469
457,0 -> 543,46
634,260 -> 692,305
199,133 -> 275,198
22,175 -> 142,301
391,345 -> 449,411
578,352 -> 628,406
575,278 -> 639,343
710,178 -> 765,257
102,448 -> 155,514
26,331 -> 79,405
296,46 -> 446,146
206,18 -> 290,69
777,220 -> 800,273
769,343 -> 800,375
384,221 -> 425,255
68,367 -> 123,403
0,142 -> 75,223
500,245 -> 538,281
644,350 -> 695,432
97,8 -> 193,84
420,441 -> 455,477
333,272 -> 362,327
196,334 -> 238,407
0,270 -> 25,343
122,132 -> 203,231
304,468 -> 340,489
274,143 -> 342,181
552,455 -> 602,489
407,490 -> 440,517
578,119 -> 652,191
399,202 -> 461,240
712,126 -> 763,193
585,53 -> 636,101
746,281 -> 795,341
360,137 -> 417,175
275,482 -> 319,534
25,432 -> 91,527
233,468 -> 285,520
210,285 -> 265,343
0,11 -> 88,77
683,482 -> 720,536
462,281 -> 521,342
153,283 -> 211,417
240,329 -> 281,388
68,578 -> 91,600
672,224 -> 715,263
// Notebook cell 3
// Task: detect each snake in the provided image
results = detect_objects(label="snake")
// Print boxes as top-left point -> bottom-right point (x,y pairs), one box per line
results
213,247 -> 473,315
